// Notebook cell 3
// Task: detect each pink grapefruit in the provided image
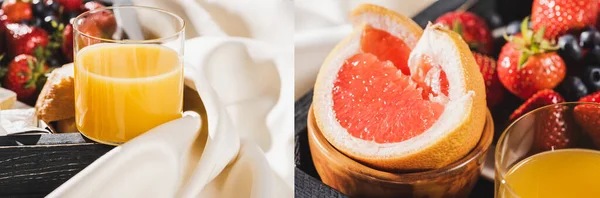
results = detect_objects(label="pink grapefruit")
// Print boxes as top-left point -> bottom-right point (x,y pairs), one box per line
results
313,4 -> 487,171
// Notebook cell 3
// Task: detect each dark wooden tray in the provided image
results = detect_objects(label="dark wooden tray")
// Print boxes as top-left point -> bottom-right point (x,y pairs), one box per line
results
294,0 -> 531,197
0,86 -> 204,197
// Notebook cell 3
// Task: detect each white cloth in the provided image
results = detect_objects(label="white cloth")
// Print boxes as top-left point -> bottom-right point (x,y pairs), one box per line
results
48,0 -> 293,198
294,0 -> 435,99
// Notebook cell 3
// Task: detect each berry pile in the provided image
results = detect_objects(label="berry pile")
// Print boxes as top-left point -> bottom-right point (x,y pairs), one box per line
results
435,0 -> 600,153
0,0 -> 112,104
556,26 -> 600,101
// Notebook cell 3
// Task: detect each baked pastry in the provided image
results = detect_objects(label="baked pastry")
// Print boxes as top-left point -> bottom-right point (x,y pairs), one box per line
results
35,64 -> 75,123
55,117 -> 78,133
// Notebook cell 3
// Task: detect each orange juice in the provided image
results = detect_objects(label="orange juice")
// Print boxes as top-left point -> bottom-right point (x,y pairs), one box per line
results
74,43 -> 183,144
501,149 -> 600,198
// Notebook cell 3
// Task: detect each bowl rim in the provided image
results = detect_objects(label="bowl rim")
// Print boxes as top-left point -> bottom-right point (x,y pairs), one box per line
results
308,105 -> 494,183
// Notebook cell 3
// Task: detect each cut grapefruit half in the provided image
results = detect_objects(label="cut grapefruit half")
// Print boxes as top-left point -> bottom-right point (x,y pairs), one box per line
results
313,4 -> 487,171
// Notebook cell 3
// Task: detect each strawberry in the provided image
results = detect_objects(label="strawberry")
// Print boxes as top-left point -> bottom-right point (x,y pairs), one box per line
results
532,0 -> 598,39
1,0 -> 32,23
533,104 -> 579,152
510,89 -> 564,121
57,0 -> 82,12
579,91 -> 600,103
3,54 -> 48,102
76,10 -> 116,47
82,1 -> 104,12
62,24 -> 73,61
435,11 -> 493,54
5,24 -> 49,58
497,18 -> 566,100
573,104 -> 600,148
473,52 -> 504,107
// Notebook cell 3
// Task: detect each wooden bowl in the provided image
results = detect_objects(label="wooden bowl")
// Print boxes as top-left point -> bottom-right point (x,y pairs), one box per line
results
308,106 -> 494,198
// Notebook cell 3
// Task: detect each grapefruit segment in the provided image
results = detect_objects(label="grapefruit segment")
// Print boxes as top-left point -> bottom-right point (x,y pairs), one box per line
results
361,25 -> 412,75
333,53 -> 445,143
313,4 -> 487,172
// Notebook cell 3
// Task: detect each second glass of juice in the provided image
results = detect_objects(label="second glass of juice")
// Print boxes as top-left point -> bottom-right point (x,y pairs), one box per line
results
495,102 -> 600,198
72,6 -> 185,145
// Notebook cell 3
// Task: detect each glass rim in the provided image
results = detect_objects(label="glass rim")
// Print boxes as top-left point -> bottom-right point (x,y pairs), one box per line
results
73,5 -> 186,44
494,101 -> 600,196
308,106 -> 494,183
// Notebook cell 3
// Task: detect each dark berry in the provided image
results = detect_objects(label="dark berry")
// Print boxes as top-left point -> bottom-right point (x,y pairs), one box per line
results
62,11 -> 79,25
46,55 -> 63,67
580,28 -> 600,49
42,15 -> 61,33
506,21 -> 521,35
31,0 -> 47,17
582,66 -> 600,92
45,0 -> 61,13
558,34 -> 583,61
27,17 -> 42,27
584,45 -> 600,65
556,75 -> 589,101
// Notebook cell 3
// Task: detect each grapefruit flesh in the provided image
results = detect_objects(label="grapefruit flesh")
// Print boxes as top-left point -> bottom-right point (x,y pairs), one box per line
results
361,25 -> 412,75
332,53 -> 446,143
333,26 -> 452,143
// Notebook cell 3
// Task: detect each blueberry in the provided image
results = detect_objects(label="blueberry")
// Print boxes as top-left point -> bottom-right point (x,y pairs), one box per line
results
558,34 -> 584,61
580,28 -> 600,49
46,55 -> 63,67
582,65 -> 600,91
62,11 -> 80,25
42,15 -> 61,33
27,17 -> 42,27
556,75 -> 589,101
31,0 -> 47,17
45,0 -> 61,13
506,21 -> 521,35
584,45 -> 600,64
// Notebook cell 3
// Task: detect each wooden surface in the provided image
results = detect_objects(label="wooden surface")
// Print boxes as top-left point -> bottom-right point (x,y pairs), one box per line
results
0,86 -> 204,197
0,133 -> 113,196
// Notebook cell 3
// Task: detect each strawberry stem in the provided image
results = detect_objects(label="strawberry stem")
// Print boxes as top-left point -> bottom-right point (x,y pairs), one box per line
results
505,17 -> 558,70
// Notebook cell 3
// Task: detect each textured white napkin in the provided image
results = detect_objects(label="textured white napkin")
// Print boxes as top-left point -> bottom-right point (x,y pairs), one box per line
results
294,0 -> 435,98
48,0 -> 293,197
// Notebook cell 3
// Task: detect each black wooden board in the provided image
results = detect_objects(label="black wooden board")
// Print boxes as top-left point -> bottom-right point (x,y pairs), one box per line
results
0,133 -> 113,196
292,0 -> 525,197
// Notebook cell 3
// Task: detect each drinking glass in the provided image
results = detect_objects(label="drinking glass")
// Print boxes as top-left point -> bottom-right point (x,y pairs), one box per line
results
495,102 -> 600,198
73,6 -> 185,145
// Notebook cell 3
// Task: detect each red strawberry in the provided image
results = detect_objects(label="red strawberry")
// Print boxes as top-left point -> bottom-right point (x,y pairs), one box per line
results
62,24 -> 73,61
510,89 -> 564,121
532,0 -> 598,39
579,91 -> 600,103
77,10 -> 116,36
5,24 -> 49,58
435,11 -> 493,54
57,0 -> 82,12
1,0 -> 32,23
82,1 -> 104,12
3,54 -> 48,102
533,104 -> 579,152
497,18 -> 566,99
573,104 -> 600,148
473,52 -> 504,107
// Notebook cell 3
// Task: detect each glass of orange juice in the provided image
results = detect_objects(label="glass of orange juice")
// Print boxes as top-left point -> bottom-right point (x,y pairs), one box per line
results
495,102 -> 600,198
72,6 -> 185,145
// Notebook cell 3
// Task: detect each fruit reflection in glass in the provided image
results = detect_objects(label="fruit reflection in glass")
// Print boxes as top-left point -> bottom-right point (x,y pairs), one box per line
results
73,6 -> 185,145
495,102 -> 600,198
